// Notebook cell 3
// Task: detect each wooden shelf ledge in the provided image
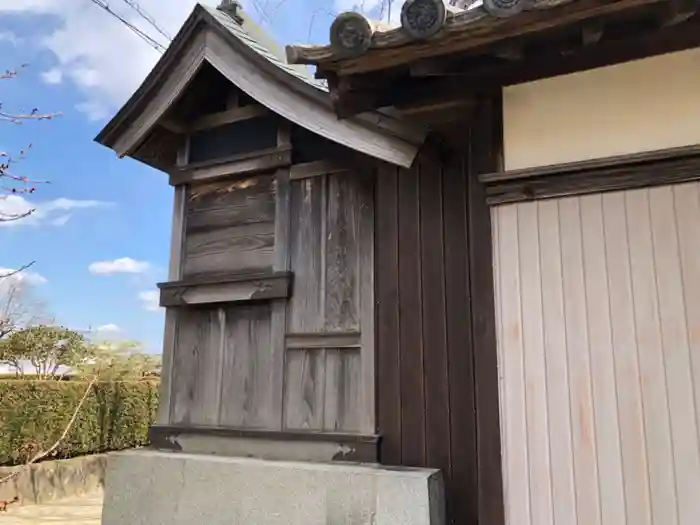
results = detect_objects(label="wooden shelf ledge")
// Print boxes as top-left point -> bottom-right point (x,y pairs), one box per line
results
149,424 -> 380,463
169,146 -> 291,186
158,271 -> 292,307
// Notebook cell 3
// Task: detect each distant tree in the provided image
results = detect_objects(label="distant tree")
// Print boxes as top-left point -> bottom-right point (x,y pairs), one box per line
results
0,279 -> 50,340
76,340 -> 161,381
0,325 -> 87,379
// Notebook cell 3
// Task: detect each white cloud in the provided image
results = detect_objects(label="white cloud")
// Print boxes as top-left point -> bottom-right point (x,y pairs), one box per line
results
0,267 -> 48,285
96,323 -> 120,332
0,31 -> 19,45
41,67 -> 63,85
89,257 -> 151,275
0,1 -> 218,121
50,214 -> 71,226
138,290 -> 160,312
0,195 -> 109,228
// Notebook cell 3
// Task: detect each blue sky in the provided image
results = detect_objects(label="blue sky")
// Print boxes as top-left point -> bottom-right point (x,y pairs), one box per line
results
0,0 -> 395,353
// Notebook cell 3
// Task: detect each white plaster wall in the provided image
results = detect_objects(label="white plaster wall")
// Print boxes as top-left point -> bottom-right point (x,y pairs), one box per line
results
503,48 -> 700,170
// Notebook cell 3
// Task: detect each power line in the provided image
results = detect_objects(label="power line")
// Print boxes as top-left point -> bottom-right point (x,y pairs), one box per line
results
88,0 -> 167,53
119,0 -> 173,44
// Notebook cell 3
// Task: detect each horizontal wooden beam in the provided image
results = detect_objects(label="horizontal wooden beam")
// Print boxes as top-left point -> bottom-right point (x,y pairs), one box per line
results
481,144 -> 700,205
286,332 -> 361,349
187,104 -> 269,132
289,160 -> 351,180
287,0 -> 665,75
158,271 -> 292,307
169,146 -> 291,185
149,424 -> 379,463
336,14 -> 700,116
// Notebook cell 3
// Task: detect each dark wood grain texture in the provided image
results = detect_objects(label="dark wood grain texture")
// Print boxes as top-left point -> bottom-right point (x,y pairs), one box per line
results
419,157 -> 452,498
376,166 -> 402,465
284,348 -> 326,430
149,424 -> 379,462
469,96 -> 505,525
325,173 -> 360,332
186,175 -> 275,231
443,155 -> 478,525
219,304 -> 276,428
170,147 -> 291,186
183,222 -> 274,277
170,308 -> 224,426
397,162 -> 426,467
158,273 -> 290,307
483,145 -> 700,204
287,177 -> 325,333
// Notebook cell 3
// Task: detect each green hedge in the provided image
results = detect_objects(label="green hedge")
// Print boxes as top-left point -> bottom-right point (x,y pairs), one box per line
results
0,380 -> 159,466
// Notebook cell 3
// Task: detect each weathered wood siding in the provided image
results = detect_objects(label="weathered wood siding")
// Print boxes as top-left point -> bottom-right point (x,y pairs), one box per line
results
492,182 -> 700,525
182,174 -> 276,277
167,167 -> 374,435
375,146 -> 503,525
283,171 -> 374,433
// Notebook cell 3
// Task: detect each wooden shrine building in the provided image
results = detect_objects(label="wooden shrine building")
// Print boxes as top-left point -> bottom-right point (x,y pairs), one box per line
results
97,1 -> 700,525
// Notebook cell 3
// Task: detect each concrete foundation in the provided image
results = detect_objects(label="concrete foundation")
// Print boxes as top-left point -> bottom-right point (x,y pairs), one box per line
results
101,450 -> 445,525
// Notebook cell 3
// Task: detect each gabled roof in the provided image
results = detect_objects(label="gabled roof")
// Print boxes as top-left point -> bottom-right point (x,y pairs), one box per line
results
96,3 -> 426,169
286,0 -> 673,75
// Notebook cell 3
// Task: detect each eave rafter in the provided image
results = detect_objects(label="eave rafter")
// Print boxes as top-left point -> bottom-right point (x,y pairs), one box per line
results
311,0 -> 700,118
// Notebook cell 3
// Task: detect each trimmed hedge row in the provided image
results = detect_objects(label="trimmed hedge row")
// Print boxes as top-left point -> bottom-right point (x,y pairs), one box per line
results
0,380 -> 159,466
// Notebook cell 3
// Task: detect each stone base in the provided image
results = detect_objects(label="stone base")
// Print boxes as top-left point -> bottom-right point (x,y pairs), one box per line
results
0,454 -> 107,506
101,450 -> 445,525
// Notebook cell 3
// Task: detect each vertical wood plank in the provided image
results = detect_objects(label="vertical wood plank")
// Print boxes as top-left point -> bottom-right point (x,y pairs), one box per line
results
495,204 -> 530,525
469,97 -> 506,525
158,185 -> 187,425
288,177 -> 324,333
324,349 -> 362,432
579,194 -> 627,525
559,196 -> 601,525
516,202 -> 553,525
649,185 -> 700,525
419,159 -> 451,478
444,157 -> 478,525
270,167 -> 291,430
625,188 -> 678,525
218,304 -> 275,429
398,163 -> 426,467
358,171 -> 376,434
537,200 -> 577,525
602,191 -> 652,525
284,349 -> 326,430
325,172 -> 360,332
672,182 -> 700,522
376,166 -> 401,464
171,308 -> 223,426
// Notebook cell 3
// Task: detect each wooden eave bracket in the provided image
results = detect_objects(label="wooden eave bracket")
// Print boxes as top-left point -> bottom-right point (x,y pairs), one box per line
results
158,270 -> 292,307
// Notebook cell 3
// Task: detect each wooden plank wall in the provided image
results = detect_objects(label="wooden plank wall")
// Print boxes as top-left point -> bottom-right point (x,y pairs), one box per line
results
492,182 -> 700,525
376,159 -> 501,525
182,174 -> 276,277
375,100 -> 504,525
168,168 -> 374,435
283,171 -> 374,434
